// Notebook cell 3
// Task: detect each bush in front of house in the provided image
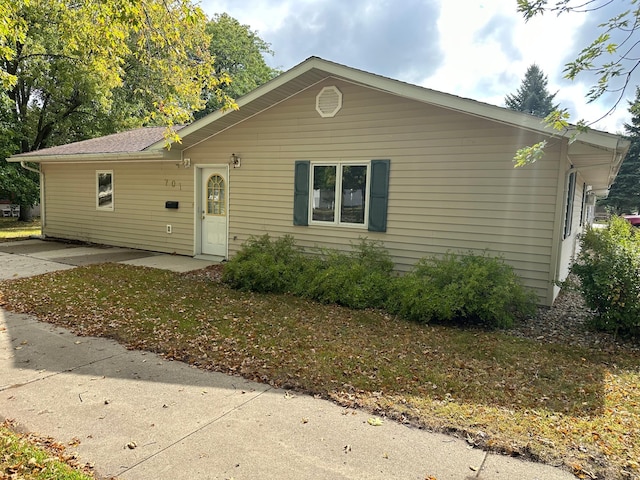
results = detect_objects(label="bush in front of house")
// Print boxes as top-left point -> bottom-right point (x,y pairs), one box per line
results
571,217 -> 640,337
294,238 -> 394,309
221,234 -> 305,293
223,235 -> 537,328
386,251 -> 537,329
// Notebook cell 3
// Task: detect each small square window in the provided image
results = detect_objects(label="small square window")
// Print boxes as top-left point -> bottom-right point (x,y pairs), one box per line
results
96,170 -> 114,211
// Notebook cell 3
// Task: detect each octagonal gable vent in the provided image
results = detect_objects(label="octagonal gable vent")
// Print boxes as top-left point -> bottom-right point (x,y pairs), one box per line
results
316,86 -> 342,118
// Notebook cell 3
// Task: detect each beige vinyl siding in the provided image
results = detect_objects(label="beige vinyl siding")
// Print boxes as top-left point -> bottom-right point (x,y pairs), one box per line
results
186,79 -> 561,303
42,162 -> 194,255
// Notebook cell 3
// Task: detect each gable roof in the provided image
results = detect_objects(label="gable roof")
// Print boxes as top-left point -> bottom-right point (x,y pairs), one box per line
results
151,56 -> 627,151
10,56 -> 629,193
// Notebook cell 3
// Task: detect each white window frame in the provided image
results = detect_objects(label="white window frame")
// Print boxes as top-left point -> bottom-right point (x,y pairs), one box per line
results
309,162 -> 370,228
96,170 -> 114,211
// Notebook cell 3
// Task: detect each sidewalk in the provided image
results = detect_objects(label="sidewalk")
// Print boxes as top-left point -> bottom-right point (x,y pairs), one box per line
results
0,241 -> 576,479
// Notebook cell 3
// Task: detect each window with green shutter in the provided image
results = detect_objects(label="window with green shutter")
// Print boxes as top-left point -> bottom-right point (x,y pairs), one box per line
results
294,159 -> 389,232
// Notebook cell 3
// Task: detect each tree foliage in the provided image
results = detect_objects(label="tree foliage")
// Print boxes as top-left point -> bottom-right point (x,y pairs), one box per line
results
517,0 -> 639,107
0,0 -> 237,216
505,64 -> 558,117
514,0 -> 638,166
598,87 -> 640,214
195,13 -> 279,118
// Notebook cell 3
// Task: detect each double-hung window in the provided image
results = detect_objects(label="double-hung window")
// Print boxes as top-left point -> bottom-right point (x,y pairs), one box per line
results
311,163 -> 368,226
294,159 -> 390,232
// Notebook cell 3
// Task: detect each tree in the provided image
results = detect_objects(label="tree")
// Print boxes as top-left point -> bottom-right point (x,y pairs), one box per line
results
505,64 -> 558,117
195,13 -> 279,119
0,0 -> 235,219
514,0 -> 640,166
598,87 -> 640,214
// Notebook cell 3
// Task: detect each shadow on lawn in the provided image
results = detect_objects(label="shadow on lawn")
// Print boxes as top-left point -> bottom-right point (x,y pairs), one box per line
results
0,309 -> 252,393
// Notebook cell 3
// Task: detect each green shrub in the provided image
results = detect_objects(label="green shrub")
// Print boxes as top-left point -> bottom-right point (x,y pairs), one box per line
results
572,217 -> 640,336
387,252 -> 537,328
295,238 -> 394,309
223,236 -> 537,329
221,234 -> 305,293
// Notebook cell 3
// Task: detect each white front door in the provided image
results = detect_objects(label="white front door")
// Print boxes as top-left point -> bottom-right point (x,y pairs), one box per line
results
201,168 -> 228,257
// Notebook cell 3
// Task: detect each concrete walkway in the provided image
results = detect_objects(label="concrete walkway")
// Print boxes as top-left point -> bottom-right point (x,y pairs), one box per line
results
0,240 -> 576,479
0,239 -> 216,280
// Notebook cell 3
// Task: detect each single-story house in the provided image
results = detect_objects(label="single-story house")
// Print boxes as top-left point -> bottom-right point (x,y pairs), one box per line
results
10,57 -> 629,306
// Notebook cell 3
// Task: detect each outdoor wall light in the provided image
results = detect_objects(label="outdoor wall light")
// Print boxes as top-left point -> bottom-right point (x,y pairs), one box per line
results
230,153 -> 241,168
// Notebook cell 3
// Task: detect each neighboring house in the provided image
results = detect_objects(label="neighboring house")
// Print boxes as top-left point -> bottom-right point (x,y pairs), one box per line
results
9,57 -> 629,306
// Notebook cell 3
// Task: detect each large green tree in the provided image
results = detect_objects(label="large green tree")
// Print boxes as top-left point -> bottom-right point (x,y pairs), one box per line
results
195,13 -> 279,119
0,0 -> 235,219
514,0 -> 640,166
505,64 -> 558,117
598,87 -> 640,214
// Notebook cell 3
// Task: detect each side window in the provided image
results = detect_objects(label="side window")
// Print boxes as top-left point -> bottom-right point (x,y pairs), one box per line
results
96,170 -> 114,211
563,171 -> 576,239
294,160 -> 389,231
311,163 -> 368,226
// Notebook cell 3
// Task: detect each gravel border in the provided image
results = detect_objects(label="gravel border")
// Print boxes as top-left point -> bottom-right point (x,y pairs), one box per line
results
509,278 -> 640,353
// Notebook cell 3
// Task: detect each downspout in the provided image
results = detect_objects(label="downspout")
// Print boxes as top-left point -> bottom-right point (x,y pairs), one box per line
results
20,161 -> 45,234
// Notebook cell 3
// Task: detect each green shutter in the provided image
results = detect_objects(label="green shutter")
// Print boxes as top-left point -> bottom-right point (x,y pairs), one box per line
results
368,159 -> 390,232
563,171 -> 576,239
293,160 -> 310,226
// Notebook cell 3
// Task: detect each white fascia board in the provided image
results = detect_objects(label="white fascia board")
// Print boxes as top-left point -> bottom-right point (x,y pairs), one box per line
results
7,150 -> 171,163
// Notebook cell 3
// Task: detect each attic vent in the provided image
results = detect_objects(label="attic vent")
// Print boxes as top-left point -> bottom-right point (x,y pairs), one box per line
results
316,86 -> 342,118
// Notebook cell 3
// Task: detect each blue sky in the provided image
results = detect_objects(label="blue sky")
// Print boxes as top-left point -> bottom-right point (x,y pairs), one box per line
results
199,0 -> 638,134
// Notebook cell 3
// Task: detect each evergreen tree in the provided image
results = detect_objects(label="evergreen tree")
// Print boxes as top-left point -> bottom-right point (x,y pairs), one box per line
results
598,87 -> 640,214
505,64 -> 558,117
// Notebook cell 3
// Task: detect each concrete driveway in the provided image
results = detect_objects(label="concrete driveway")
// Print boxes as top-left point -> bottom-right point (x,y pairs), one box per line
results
0,239 -> 215,280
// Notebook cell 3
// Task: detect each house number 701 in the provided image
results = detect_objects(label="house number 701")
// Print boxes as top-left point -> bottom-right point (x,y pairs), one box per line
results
165,179 -> 182,190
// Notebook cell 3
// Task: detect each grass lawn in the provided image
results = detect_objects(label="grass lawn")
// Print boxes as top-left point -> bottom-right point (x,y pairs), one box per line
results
0,420 -> 95,479
1,263 -> 639,479
0,217 -> 41,241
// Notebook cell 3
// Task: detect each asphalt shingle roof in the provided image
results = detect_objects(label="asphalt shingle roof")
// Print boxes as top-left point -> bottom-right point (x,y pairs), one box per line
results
17,126 -> 179,157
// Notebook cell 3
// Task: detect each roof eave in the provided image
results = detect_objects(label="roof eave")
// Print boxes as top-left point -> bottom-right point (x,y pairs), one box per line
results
8,150 -> 179,163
